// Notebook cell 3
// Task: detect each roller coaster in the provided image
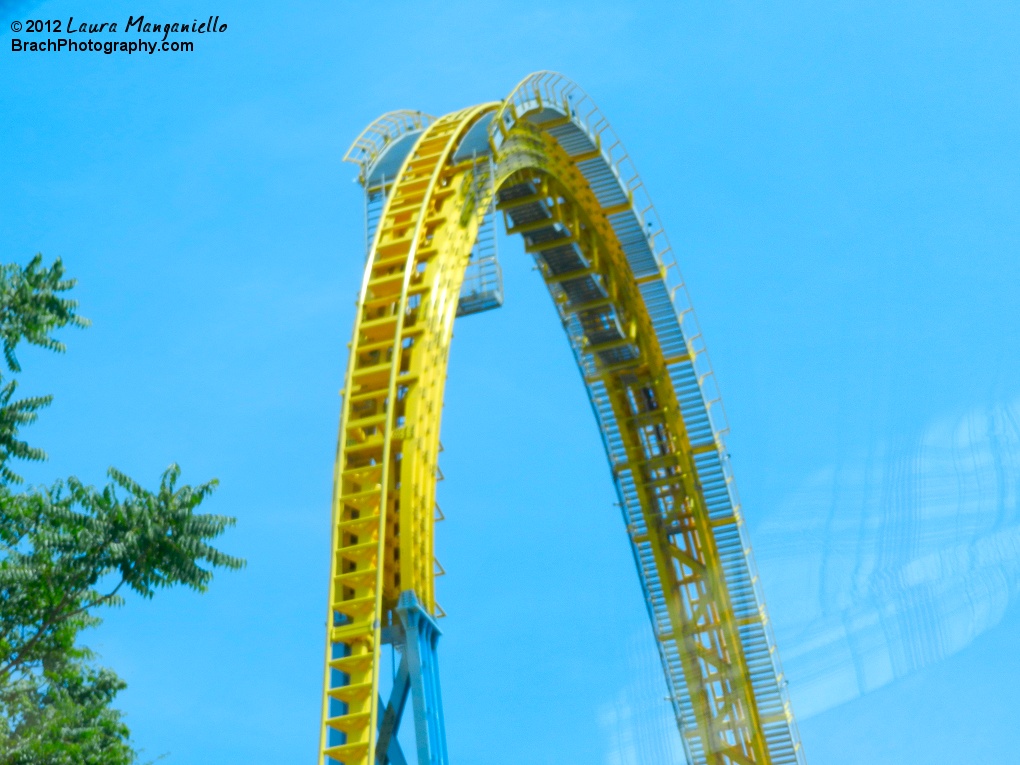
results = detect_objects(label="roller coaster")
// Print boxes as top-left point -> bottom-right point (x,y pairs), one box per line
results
320,72 -> 805,765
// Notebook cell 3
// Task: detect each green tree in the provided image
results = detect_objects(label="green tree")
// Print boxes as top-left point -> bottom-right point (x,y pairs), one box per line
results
0,255 -> 243,763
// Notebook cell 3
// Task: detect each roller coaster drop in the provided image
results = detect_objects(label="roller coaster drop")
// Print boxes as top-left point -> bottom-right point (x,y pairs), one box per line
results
320,73 -> 805,765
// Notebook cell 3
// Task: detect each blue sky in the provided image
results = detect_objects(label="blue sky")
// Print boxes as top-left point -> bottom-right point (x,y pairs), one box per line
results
2,0 -> 1019,763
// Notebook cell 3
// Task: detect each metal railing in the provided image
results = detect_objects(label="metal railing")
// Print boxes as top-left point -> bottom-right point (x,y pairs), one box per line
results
343,109 -> 435,185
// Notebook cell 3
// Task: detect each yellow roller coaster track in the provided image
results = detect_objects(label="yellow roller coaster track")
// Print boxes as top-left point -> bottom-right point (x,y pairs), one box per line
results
320,72 -> 805,765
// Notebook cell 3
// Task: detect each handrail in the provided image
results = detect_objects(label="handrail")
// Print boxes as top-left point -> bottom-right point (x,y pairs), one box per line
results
343,109 -> 435,184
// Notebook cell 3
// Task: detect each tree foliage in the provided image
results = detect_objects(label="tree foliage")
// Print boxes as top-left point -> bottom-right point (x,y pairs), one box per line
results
0,255 -> 87,484
0,255 -> 243,763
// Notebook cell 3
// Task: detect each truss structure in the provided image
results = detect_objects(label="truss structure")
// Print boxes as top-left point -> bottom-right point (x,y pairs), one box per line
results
320,73 -> 805,765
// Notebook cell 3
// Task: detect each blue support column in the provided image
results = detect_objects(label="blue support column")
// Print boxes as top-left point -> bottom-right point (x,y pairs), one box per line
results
377,659 -> 410,765
396,591 -> 448,765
